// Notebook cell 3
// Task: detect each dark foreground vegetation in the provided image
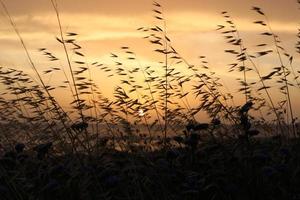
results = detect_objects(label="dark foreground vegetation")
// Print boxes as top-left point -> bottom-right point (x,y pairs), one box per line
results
1,0 -> 300,199
1,136 -> 300,200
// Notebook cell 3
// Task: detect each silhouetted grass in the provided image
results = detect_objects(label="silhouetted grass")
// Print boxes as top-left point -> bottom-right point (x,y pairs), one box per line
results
1,136 -> 300,200
0,0 -> 300,199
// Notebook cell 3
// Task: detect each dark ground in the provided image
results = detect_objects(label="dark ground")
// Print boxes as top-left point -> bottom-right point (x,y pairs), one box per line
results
1,137 -> 300,200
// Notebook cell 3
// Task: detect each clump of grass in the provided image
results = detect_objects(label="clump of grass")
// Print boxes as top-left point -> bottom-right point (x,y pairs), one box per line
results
0,0 -> 298,150
0,1 -> 300,199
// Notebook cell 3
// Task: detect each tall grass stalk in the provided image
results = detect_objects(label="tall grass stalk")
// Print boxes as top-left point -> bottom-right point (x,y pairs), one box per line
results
264,16 -> 296,137
0,0 -> 77,150
50,0 -> 85,123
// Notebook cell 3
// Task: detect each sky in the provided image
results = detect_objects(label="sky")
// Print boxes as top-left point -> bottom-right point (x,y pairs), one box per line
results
0,0 -> 300,121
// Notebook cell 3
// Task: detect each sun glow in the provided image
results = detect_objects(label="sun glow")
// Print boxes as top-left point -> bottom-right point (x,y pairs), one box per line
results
138,109 -> 145,117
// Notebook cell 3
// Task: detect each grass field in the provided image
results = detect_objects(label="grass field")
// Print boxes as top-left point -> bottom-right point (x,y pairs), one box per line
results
0,1 -> 300,199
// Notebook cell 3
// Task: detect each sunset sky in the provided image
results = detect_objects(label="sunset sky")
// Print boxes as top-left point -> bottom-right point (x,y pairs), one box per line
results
0,0 -> 300,121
